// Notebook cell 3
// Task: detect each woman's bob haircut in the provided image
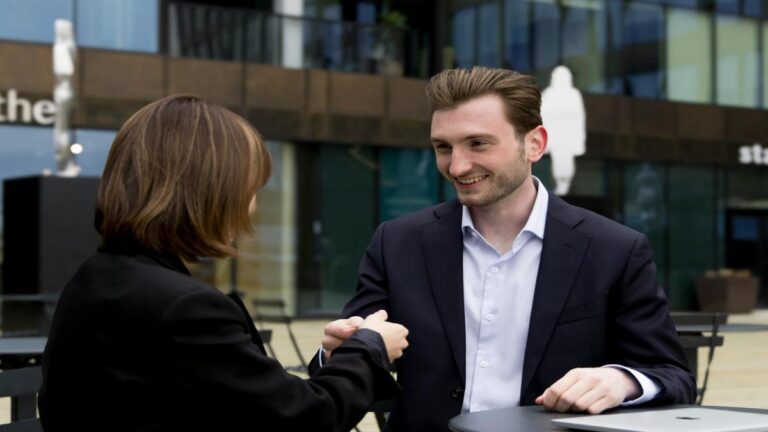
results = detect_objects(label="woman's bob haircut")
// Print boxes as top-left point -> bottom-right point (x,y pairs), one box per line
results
96,94 -> 271,261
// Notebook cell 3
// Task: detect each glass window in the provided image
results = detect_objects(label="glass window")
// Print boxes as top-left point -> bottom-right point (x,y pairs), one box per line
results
623,163 -> 666,288
716,15 -> 759,107
317,145 -> 376,312
666,0 -> 703,7
72,129 -> 115,176
531,0 -> 561,84
666,8 -> 712,103
503,0 -> 530,72
0,0 -> 73,43
568,158 -> 605,197
478,2 -> 500,67
727,166 -> 768,208
532,156 -> 555,191
452,6 -> 476,67
230,142 -> 299,314
763,23 -> 768,109
76,0 -> 159,52
667,166 -> 715,310
623,1 -> 665,98
379,148 -> 440,221
743,0 -> 763,17
715,0 -> 741,14
561,0 -> 607,93
604,0 -> 624,94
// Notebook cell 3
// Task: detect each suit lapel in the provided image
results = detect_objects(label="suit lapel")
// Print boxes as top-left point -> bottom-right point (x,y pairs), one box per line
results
421,201 -> 466,383
520,196 -> 590,399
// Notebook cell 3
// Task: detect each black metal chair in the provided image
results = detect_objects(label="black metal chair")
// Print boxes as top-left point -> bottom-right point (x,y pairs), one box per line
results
671,311 -> 727,405
0,366 -> 43,432
251,298 -> 308,373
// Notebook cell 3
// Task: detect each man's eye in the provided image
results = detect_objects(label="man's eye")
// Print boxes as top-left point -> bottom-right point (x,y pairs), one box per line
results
471,140 -> 487,147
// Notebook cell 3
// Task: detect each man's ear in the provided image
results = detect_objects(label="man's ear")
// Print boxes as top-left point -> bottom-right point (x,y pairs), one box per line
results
526,125 -> 548,163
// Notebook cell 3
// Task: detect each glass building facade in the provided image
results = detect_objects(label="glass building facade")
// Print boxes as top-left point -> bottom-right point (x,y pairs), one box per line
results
2,0 -> 768,317
450,0 -> 768,108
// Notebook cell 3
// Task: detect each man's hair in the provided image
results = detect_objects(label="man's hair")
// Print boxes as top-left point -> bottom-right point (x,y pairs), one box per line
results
425,67 -> 542,139
96,94 -> 271,261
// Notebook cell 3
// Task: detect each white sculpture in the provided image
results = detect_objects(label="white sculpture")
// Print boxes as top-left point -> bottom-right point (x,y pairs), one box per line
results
541,65 -> 586,196
53,19 -> 80,177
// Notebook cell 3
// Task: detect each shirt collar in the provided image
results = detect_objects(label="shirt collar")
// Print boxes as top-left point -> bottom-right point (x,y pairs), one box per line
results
461,176 -> 549,240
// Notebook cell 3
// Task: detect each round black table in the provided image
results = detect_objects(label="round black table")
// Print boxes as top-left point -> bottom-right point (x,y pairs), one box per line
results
448,405 -> 768,432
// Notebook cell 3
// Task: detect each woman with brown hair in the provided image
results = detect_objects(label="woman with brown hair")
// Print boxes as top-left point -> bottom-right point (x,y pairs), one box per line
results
39,95 -> 407,432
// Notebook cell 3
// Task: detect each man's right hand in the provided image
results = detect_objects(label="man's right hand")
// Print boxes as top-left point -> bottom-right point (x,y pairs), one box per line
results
360,310 -> 409,363
322,316 -> 364,359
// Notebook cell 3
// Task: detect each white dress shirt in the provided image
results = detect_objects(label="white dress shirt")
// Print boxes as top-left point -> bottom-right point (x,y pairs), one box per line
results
461,178 -> 659,413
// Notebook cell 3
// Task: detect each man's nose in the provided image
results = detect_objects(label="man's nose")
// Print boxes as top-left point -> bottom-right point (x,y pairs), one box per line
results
448,149 -> 472,177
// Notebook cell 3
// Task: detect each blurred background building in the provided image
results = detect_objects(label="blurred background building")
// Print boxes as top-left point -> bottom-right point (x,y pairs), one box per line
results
0,0 -> 767,320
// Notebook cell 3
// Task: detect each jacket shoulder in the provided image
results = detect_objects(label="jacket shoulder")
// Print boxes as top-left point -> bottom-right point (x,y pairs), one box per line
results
549,196 -> 643,243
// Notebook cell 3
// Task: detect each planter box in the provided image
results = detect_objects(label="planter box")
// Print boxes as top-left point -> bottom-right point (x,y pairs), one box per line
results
696,275 -> 759,313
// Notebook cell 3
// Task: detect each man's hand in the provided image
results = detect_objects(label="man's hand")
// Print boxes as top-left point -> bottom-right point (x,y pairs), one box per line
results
321,316 -> 364,359
360,310 -> 409,363
535,367 -> 641,414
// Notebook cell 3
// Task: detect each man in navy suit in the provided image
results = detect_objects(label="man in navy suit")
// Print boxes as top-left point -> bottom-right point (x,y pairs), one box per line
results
319,67 -> 695,431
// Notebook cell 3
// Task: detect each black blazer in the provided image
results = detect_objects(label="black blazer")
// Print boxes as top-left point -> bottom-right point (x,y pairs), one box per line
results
40,238 -> 396,432
329,196 -> 695,431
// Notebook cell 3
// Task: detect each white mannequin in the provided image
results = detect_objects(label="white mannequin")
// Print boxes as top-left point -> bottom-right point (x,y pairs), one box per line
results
53,19 -> 80,177
541,65 -> 586,196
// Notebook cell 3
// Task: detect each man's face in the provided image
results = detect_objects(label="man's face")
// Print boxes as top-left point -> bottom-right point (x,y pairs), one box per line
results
430,94 -> 545,208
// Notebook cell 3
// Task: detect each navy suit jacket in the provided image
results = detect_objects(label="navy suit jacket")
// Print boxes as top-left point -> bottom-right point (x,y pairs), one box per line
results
339,195 -> 695,431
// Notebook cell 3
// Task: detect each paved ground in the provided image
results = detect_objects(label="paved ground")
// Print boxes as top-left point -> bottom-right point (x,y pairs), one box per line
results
8,310 -> 767,430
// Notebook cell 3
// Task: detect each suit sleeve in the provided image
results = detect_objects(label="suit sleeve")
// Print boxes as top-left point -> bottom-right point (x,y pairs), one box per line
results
610,234 -> 697,405
343,222 -> 392,318
160,287 -> 397,432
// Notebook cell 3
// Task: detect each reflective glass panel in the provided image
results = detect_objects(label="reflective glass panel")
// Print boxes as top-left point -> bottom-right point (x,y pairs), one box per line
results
666,8 -> 712,103
568,158 -> 605,197
727,165 -> 768,208
763,23 -> 768,108
453,6 -> 476,68
715,0 -> 740,14
0,0 -> 73,43
623,162 -> 666,287
716,15 -> 759,107
504,0 -> 530,71
561,0 -> 607,93
318,145 -> 376,311
379,148 -> 440,221
77,0 -> 159,52
72,129 -> 114,176
478,2 -> 500,67
233,142 -> 299,314
623,2 -> 665,98
668,166 -> 715,310
532,156 -> 555,191
531,0 -> 560,84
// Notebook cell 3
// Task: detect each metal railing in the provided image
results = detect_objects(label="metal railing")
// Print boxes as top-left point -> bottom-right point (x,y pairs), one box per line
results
167,2 -> 429,78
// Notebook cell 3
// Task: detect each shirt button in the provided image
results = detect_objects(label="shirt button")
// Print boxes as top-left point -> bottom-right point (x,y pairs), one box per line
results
485,314 -> 494,321
480,360 -> 488,368
451,387 -> 464,399
490,267 -> 499,274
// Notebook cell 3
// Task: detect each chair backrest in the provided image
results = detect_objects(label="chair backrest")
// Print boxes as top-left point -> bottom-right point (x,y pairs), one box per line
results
0,366 -> 43,432
251,298 -> 308,372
